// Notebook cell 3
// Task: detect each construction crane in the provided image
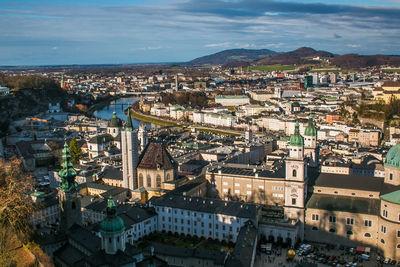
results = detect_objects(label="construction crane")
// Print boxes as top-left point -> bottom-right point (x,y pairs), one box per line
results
25,117 -> 47,140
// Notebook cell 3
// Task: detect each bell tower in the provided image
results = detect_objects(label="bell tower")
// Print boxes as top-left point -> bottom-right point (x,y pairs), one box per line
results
304,114 -> 318,167
58,141 -> 81,231
121,108 -> 139,191
285,122 -> 307,240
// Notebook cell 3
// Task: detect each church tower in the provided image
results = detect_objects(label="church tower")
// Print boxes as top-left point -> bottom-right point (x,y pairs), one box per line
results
285,122 -> 307,240
304,114 -> 318,167
138,123 -> 148,153
100,196 -> 126,254
121,108 -> 139,191
58,141 -> 81,231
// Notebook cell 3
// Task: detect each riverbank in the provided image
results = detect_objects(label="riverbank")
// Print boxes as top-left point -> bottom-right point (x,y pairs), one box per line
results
130,109 -> 243,136
86,95 -> 126,117
129,109 -> 178,127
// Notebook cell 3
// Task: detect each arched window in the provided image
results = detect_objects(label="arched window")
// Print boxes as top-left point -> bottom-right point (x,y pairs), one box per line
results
329,228 -> 336,233
364,233 -> 371,237
139,174 -> 143,187
147,175 -> 151,187
156,175 -> 162,188
293,169 -> 297,177
397,244 -> 400,249
347,230 -> 353,235
381,239 -> 385,244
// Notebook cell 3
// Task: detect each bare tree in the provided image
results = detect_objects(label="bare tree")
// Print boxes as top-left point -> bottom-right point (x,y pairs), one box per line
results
0,159 -> 34,264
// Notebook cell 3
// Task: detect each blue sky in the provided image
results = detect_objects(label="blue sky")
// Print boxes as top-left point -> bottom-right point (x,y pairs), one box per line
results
0,0 -> 399,65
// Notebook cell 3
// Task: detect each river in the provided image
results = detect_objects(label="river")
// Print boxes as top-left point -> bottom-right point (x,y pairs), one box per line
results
93,97 -> 149,129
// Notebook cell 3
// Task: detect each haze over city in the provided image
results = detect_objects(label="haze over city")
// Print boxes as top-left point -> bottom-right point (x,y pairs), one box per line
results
1,0 -> 400,65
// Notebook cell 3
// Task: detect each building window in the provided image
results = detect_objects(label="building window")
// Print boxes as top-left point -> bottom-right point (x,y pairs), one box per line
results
390,173 -> 393,180
329,228 -> 336,233
329,216 -> 336,223
347,230 -> 353,235
139,174 -> 143,187
312,214 -> 319,221
312,227 -> 318,231
381,239 -> 385,244
364,220 -> 372,227
381,225 -> 386,233
398,231 -> 400,238
346,218 -> 354,225
156,175 -> 161,188
147,175 -> 151,187
383,210 -> 388,217
166,173 -> 170,181
293,169 -> 297,177
292,198 -> 296,205
397,244 -> 400,249
364,233 -> 371,238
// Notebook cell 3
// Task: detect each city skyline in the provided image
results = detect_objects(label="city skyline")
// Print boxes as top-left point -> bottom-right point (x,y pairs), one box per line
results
1,0 -> 400,65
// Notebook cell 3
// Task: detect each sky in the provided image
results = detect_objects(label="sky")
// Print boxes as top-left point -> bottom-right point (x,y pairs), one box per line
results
0,0 -> 400,65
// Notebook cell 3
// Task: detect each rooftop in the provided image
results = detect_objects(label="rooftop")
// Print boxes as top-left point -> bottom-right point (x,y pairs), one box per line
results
306,194 -> 380,215
149,195 -> 258,220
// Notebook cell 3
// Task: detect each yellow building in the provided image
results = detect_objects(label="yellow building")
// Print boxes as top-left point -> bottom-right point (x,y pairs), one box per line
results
305,143 -> 400,261
373,81 -> 400,103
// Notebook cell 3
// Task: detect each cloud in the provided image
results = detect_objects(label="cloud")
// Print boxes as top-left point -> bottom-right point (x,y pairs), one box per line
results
333,33 -> 342,39
1,0 -> 400,65
347,44 -> 361,48
205,42 -> 231,48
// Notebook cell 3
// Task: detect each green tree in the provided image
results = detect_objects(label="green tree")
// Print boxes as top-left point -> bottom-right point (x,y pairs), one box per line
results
69,138 -> 82,164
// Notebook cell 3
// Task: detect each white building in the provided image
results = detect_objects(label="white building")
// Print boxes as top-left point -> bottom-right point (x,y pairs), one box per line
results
149,195 -> 258,242
215,95 -> 250,106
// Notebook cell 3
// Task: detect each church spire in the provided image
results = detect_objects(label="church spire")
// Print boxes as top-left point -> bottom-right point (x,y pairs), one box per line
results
125,107 -> 133,131
58,140 -> 78,192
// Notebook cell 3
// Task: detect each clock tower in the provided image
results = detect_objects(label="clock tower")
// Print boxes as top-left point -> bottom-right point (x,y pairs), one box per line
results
285,121 -> 307,240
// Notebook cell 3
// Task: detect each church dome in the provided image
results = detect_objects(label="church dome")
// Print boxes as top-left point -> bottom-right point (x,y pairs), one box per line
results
100,197 -> 125,234
290,121 -> 304,147
385,144 -> 400,168
107,112 -> 123,128
304,115 -> 317,137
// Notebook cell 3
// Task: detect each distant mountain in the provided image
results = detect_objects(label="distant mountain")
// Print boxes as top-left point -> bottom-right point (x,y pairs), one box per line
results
256,47 -> 334,65
331,54 -> 400,69
187,48 -> 277,66
187,47 -> 400,69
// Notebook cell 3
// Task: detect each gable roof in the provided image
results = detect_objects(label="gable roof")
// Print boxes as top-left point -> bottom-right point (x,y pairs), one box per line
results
137,142 -> 177,170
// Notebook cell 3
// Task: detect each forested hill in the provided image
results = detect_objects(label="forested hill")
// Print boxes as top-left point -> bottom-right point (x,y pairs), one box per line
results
187,48 -> 277,65
0,74 -> 67,136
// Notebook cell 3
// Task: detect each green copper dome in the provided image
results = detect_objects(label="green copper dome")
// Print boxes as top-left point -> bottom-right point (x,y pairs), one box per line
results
290,121 -> 304,147
304,114 -> 317,137
107,112 -> 123,128
385,144 -> 400,168
100,196 -> 125,234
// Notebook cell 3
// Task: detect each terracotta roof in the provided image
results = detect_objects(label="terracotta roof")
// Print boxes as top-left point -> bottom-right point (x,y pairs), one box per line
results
382,81 -> 400,87
137,142 -> 177,170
